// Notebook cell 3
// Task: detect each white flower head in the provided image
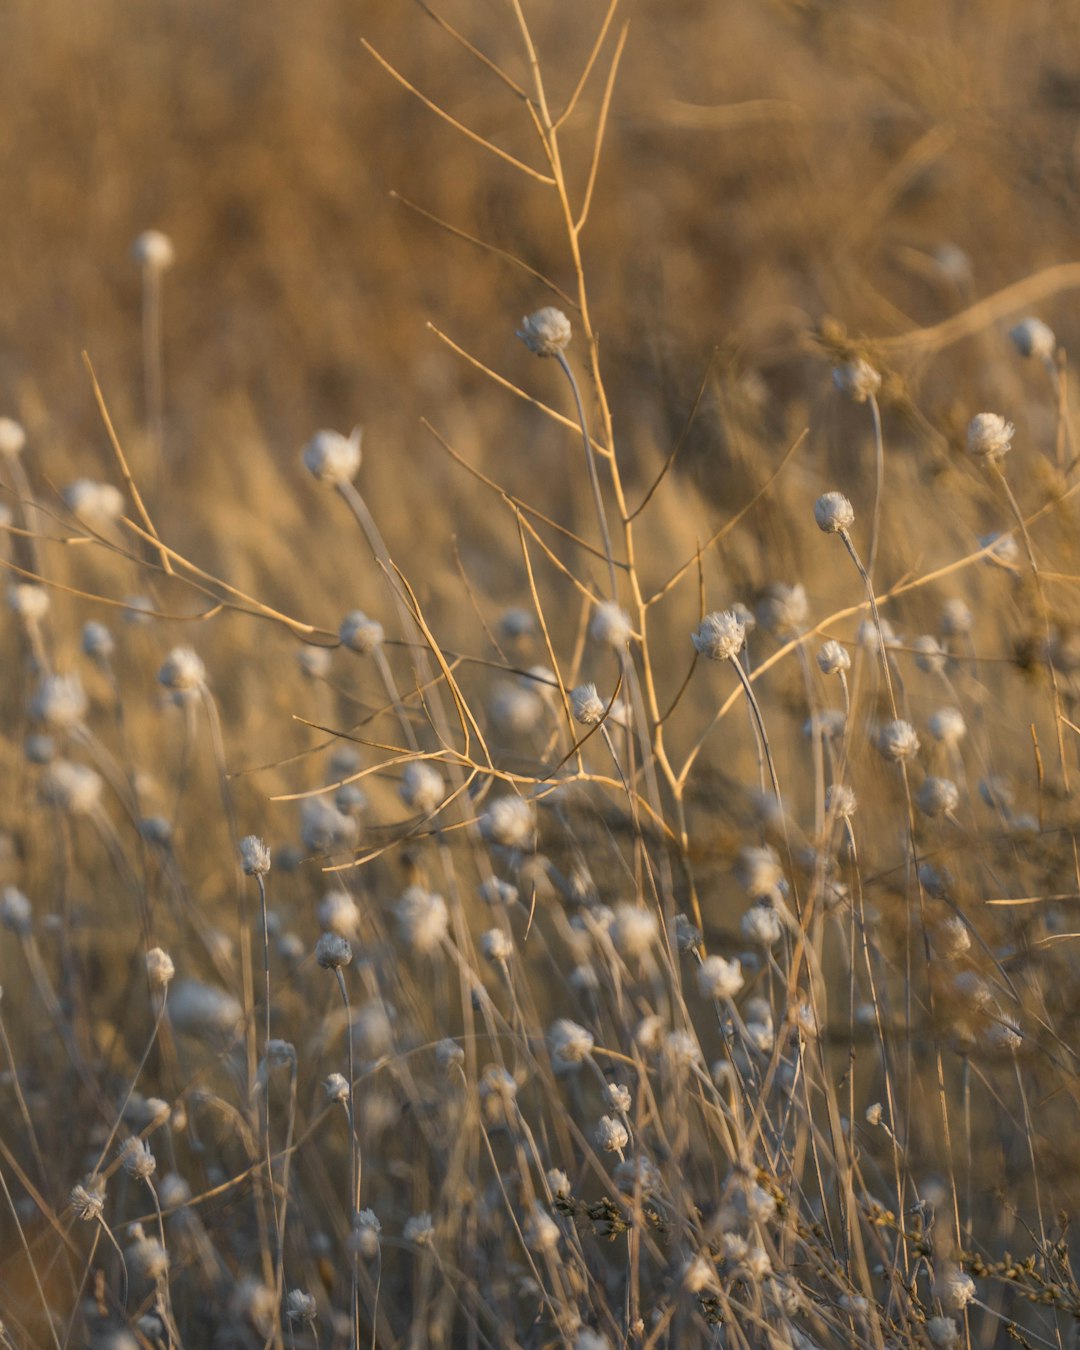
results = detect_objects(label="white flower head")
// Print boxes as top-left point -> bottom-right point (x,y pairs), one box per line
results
1009,317 -> 1055,362
967,412 -> 1014,462
517,307 -> 572,357
832,358 -> 881,403
697,954 -> 744,1000
813,492 -> 855,534
876,719 -> 920,763
691,610 -> 746,661
589,601 -> 633,648
303,427 -> 362,484
132,230 -> 175,270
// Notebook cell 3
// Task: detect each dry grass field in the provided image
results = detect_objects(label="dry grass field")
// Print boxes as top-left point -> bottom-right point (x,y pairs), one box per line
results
3,0 -> 1080,1346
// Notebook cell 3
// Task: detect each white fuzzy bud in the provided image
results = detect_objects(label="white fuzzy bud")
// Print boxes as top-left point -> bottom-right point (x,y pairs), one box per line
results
400,761 -> 444,814
611,903 -> 658,958
589,601 -> 633,648
596,1115 -> 629,1152
303,428 -> 362,484
132,230 -> 175,270
548,1018 -> 594,1069
394,886 -> 449,955
813,492 -> 854,534
0,418 -> 26,456
833,358 -> 881,403
63,479 -> 125,526
240,835 -> 271,876
516,307 -> 572,357
917,776 -> 959,819
691,610 -> 746,661
481,927 -> 512,963
876,719 -> 920,763
817,639 -> 850,675
339,610 -> 383,654
571,683 -> 605,725
480,795 -> 535,850
315,932 -> 352,970
697,954 -> 744,1000
158,647 -> 206,694
40,760 -> 103,814
145,948 -> 175,988
1009,317 -> 1055,361
967,412 -> 1014,462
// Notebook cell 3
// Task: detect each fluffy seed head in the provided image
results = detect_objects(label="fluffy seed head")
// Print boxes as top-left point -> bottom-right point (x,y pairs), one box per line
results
315,932 -> 352,970
70,1178 -> 105,1222
7,584 -> 49,619
323,1073 -> 350,1103
967,412 -> 1014,462
876,719 -> 920,763
40,760 -> 103,815
697,954 -> 744,1000
741,900 -> 783,947
927,1316 -> 960,1348
0,887 -> 32,935
596,1115 -> 629,1152
158,647 -> 206,693
240,835 -> 271,876
339,610 -> 384,654
691,610 -> 746,661
825,783 -> 857,817
63,479 -> 125,526
351,1209 -> 382,1259
132,230 -> 175,270
913,634 -> 948,674
917,776 -> 959,818
524,1206 -> 561,1253
1009,317 -> 1055,361
145,948 -> 175,989
303,428 -> 362,484
285,1290 -> 318,1325
400,761 -> 444,814
816,639 -> 850,675
548,1018 -> 594,1069
167,978 -> 242,1038
813,492 -> 855,534
756,583 -> 808,636
832,358 -> 881,403
300,798 -> 358,853
480,795 -> 535,850
571,683 -> 606,725
128,1227 -> 169,1281
929,706 -> 966,747
589,601 -> 633,648
297,645 -> 332,679
403,1212 -> 434,1245
516,307 -> 572,357
0,417 -> 26,456
81,621 -> 115,660
481,927 -> 512,963
119,1137 -> 156,1181
32,673 -> 87,729
941,598 -> 973,637
611,903 -> 659,958
394,886 -> 449,955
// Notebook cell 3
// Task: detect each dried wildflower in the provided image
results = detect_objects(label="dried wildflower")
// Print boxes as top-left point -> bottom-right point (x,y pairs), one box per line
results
596,1115 -> 629,1153
132,230 -> 175,270
324,1072 -> 350,1103
435,1038 -> 464,1071
157,647 -> 206,695
756,583 -> 808,636
603,1082 -> 632,1114
663,1030 -> 701,1067
979,775 -> 1014,812
741,899 -> 783,947
674,912 -> 702,953
239,835 -> 270,876
481,927 -> 513,964
0,887 -> 31,935
40,760 -> 103,814
303,427 -> 362,484
127,1225 -> 169,1281
168,979 -> 242,1037
941,598 -> 974,637
145,947 -> 175,989
682,1255 -> 717,1293
967,412 -> 1014,462
490,682 -> 544,734
339,609 -> 384,654
318,888 -> 360,938
350,1209 -> 382,1259
403,1212 -> 435,1246
813,492 -> 855,534
589,600 -> 633,648
231,1277 -> 277,1335
478,876 -> 516,907
635,1014 -> 665,1052
927,1316 -> 959,1348
571,682 -> 605,725
480,795 -> 535,849
917,776 -> 959,819
833,358 -> 881,403
297,645 -> 332,679
300,798 -> 358,853
817,639 -> 850,675
737,846 -> 783,897
63,479 -> 125,525
1009,317 -> 1055,361
697,954 -> 744,1000
691,609 -> 746,661
0,417 -> 26,456
119,1137 -> 156,1182
285,1290 -> 317,1325
524,1206 -> 561,1253
929,706 -> 966,747
549,1018 -> 594,1069
876,719 -> 920,763
913,634 -> 947,674
81,621 -> 114,659
611,903 -> 659,958
70,1177 -> 105,1222
935,915 -> 971,958
400,761 -> 443,814
979,531 -> 1019,566
574,1331 -> 611,1350
315,932 -> 352,970
517,307 -> 572,357
31,674 -> 87,729
935,1266 -> 975,1310
825,783 -> 857,817
547,1168 -> 571,1198
865,1102 -> 883,1126
24,734 -> 53,764
7,584 -> 49,619
395,886 -> 449,955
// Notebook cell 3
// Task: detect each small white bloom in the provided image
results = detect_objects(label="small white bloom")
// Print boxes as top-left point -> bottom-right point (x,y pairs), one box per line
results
400,761 -> 444,814
967,412 -> 1014,462
876,719 -> 920,763
132,230 -> 176,270
517,307 -> 572,357
691,610 -> 746,661
1009,318 -> 1055,362
480,795 -> 535,850
548,1018 -> 594,1069
571,682 -> 606,725
596,1115 -> 629,1152
813,492 -> 855,534
697,954 -> 744,1000
833,358 -> 881,403
303,427 -> 362,484
589,601 -> 633,648
817,639 -> 850,675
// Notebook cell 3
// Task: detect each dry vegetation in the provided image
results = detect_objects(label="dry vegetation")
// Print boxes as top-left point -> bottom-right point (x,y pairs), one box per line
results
3,0 -> 1080,1346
